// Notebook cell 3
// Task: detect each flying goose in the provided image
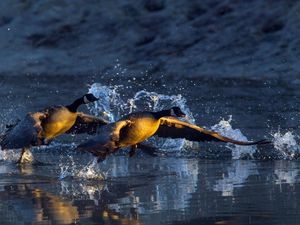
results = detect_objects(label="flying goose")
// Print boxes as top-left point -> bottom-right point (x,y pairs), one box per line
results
0,93 -> 108,163
77,107 -> 270,161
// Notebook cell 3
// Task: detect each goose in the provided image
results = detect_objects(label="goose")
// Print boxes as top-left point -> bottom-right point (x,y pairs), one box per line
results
0,93 -> 108,163
77,107 -> 270,161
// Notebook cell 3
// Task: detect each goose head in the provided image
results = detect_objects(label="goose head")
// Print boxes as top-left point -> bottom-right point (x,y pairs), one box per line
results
83,93 -> 99,104
170,106 -> 186,118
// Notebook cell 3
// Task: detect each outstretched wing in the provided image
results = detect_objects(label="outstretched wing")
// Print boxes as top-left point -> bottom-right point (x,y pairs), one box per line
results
66,112 -> 109,135
155,117 -> 270,145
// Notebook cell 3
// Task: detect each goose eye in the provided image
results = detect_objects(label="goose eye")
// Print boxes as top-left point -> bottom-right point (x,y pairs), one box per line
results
83,96 -> 90,104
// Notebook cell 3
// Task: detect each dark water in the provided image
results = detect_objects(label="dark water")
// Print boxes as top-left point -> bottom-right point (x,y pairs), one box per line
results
1,75 -> 300,225
1,156 -> 300,225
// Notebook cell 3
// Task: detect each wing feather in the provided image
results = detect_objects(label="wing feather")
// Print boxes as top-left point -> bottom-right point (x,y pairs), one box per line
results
77,120 -> 132,158
155,117 -> 270,146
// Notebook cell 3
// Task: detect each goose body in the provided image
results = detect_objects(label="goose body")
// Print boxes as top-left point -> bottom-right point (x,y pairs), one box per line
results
78,107 -> 270,161
42,106 -> 78,141
117,112 -> 161,147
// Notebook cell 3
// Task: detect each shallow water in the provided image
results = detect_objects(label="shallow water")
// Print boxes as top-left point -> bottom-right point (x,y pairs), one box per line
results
1,75 -> 300,225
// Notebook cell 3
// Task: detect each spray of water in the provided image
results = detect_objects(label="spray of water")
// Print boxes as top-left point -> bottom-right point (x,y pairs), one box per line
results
88,84 -> 196,152
0,147 -> 22,162
76,158 -> 107,180
59,179 -> 107,202
211,116 -> 256,159
87,83 -> 279,159
3,82 -> 300,182
87,84 -> 126,122
59,156 -> 107,180
271,130 -> 300,159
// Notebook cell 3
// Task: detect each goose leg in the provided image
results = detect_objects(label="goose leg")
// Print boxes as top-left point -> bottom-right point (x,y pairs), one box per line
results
129,144 -> 138,157
17,147 -> 33,164
86,149 -> 107,163
96,146 -> 118,162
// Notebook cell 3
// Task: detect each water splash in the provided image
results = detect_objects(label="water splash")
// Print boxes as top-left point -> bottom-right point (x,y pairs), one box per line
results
272,130 -> 300,159
86,84 -> 271,158
128,90 -> 195,122
59,180 -> 107,203
0,147 -> 22,162
59,155 -> 75,179
76,158 -> 107,180
59,157 -> 107,180
88,84 -> 195,152
211,116 -> 256,159
1,84 -> 291,162
88,84 -> 126,122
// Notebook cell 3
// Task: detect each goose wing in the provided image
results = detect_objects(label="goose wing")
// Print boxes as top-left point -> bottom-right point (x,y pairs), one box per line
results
1,112 -> 45,149
77,120 -> 133,160
155,117 -> 270,145
110,120 -> 134,143
66,112 -> 109,135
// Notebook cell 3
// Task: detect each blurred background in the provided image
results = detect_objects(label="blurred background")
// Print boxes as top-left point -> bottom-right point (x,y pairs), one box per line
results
0,0 -> 297,79
1,0 -> 299,134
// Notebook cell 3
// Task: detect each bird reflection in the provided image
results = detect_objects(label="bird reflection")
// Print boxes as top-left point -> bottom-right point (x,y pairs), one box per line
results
32,188 -> 79,224
0,183 -> 143,225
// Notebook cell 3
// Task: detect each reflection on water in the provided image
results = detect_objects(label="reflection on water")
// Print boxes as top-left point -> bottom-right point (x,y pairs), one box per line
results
1,156 -> 300,225
0,182 -> 142,225
274,161 -> 299,185
213,160 -> 258,196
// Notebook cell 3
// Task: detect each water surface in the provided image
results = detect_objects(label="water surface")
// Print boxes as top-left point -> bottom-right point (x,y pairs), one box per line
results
1,75 -> 300,225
